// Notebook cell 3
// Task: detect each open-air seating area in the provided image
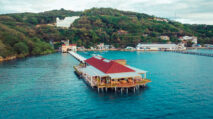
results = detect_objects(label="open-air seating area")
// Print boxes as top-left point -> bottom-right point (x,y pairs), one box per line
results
97,78 -> 151,88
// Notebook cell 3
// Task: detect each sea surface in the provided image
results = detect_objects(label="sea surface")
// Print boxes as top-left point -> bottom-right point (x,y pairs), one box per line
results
0,51 -> 213,119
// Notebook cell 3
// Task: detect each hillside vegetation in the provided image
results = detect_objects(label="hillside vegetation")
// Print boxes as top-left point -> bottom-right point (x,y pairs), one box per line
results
0,8 -> 213,59
69,8 -> 213,48
0,9 -> 81,58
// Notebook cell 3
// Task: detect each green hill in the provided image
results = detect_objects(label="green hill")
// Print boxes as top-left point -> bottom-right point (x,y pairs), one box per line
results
70,8 -> 212,48
0,8 -> 213,59
0,9 -> 81,59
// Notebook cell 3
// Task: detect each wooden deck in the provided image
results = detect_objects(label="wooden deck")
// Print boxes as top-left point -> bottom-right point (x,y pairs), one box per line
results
97,79 -> 151,88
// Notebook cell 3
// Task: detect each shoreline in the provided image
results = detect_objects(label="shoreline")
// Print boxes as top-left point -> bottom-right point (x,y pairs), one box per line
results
0,56 -> 17,62
0,51 -> 56,63
78,47 -> 213,52
1,47 -> 212,62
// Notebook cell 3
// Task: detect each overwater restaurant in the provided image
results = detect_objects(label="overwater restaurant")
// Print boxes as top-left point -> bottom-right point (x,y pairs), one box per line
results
75,56 -> 151,92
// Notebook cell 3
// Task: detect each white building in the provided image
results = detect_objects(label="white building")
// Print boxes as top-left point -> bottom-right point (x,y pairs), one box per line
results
61,40 -> 77,52
96,43 -> 114,50
136,43 -> 185,51
179,36 -> 198,44
56,16 -> 80,28
97,43 -> 105,50
77,46 -> 86,51
125,46 -> 135,50
104,45 -> 110,50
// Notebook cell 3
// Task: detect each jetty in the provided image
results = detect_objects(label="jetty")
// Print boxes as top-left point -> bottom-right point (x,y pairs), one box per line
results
166,50 -> 213,57
68,51 -> 86,63
71,53 -> 151,93
68,51 -> 151,93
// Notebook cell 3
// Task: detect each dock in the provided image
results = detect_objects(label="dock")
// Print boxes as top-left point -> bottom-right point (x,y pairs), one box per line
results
68,51 -> 151,93
166,50 -> 213,57
68,51 -> 86,63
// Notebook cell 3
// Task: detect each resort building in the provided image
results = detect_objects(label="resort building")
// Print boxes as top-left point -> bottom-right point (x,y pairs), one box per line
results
179,36 -> 198,44
97,43 -> 105,50
61,40 -> 77,52
77,46 -> 86,51
136,43 -> 185,51
61,44 -> 77,52
125,46 -> 135,50
74,56 -> 151,92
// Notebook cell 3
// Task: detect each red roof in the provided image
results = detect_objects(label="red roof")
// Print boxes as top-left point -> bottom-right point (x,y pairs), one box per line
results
85,57 -> 135,74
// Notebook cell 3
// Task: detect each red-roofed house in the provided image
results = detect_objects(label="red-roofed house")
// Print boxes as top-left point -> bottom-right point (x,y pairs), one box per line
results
74,56 -> 151,91
61,43 -> 77,52
85,57 -> 134,74
61,40 -> 77,52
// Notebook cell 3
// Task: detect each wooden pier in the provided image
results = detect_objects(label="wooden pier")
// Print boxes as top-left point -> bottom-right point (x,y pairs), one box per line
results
165,50 -> 213,57
68,51 -> 87,63
68,51 -> 151,93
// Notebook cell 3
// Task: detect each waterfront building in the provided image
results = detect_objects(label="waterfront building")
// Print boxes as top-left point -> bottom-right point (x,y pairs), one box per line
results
61,40 -> 77,52
104,45 -> 110,50
96,43 -> 114,50
125,46 -> 135,50
97,43 -> 105,50
74,56 -> 151,92
179,36 -> 198,44
77,46 -> 86,51
61,44 -> 77,52
90,46 -> 95,50
136,43 -> 185,51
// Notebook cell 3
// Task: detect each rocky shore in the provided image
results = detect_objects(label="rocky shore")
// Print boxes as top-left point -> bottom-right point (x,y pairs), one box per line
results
0,56 -> 17,62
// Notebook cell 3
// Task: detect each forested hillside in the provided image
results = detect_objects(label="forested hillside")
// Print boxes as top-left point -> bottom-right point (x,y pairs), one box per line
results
69,8 -> 213,48
0,9 -> 81,59
0,8 -> 213,59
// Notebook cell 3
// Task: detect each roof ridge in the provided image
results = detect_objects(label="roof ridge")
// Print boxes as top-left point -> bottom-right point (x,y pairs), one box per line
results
85,57 -> 135,74
105,61 -> 115,73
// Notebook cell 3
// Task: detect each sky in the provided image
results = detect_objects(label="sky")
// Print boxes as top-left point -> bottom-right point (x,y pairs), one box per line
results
0,0 -> 213,25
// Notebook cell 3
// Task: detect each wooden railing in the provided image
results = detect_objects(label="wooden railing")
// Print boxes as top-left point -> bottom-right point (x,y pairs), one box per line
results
97,79 -> 151,88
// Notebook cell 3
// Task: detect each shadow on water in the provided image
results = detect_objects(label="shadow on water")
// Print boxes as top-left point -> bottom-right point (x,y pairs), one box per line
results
95,86 -> 150,98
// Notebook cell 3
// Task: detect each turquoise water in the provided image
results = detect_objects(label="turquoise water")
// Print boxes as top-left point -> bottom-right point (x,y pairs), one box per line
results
188,49 -> 213,54
1,51 -> 213,119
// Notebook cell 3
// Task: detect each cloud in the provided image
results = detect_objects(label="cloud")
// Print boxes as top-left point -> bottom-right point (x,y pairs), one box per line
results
0,0 -> 212,25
